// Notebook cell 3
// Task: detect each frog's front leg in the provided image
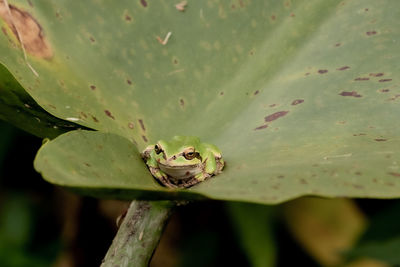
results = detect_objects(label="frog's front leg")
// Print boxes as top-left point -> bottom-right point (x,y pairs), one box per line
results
144,155 -> 176,188
204,152 -> 218,175
149,166 -> 180,188
179,176 -> 203,188
194,170 -> 214,183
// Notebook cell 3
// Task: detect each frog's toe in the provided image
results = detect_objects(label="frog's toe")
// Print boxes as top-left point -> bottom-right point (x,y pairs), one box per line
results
195,172 -> 210,182
216,158 -> 225,173
155,170 -> 168,180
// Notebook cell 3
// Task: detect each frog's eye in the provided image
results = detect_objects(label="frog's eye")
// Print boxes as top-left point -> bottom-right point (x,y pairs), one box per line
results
155,145 -> 163,154
183,151 -> 196,160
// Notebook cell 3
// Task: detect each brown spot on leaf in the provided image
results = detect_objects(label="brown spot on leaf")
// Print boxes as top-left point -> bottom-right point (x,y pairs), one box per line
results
90,85 -> 96,90
355,171 -> 362,175
254,125 -> 268,130
290,13 -> 295,17
366,31 -> 377,36
104,110 -> 115,119
379,89 -> 389,93
369,73 -> 384,77
271,184 -> 280,190
353,133 -> 366,136
127,79 -> 132,85
142,135 -> 148,142
89,36 -> 95,43
388,94 -> 400,101
271,15 -> 276,20
220,91 -> 224,96
337,66 -> 350,71
365,8 -> 369,11
139,119 -> 146,131
269,104 -> 277,108
180,98 -> 184,107
125,15 -> 132,21
375,138 -> 387,141
91,115 -> 99,122
354,77 -> 369,81
385,182 -> 395,186
305,72 -> 310,76
300,179 -> 308,185
389,172 -> 400,177
80,112 -> 87,119
291,99 -> 304,105
318,69 -> 328,74
140,0 -> 147,7
335,43 -> 341,47
339,91 -> 362,97
0,3 -> 53,59
254,90 -> 259,95
265,111 -> 289,122
128,122 -> 134,129
278,175 -> 285,179
379,79 -> 392,82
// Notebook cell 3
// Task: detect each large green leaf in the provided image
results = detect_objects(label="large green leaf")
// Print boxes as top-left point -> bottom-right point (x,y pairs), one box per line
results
2,0 -> 400,203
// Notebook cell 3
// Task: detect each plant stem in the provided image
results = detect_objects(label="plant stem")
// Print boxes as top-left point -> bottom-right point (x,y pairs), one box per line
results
101,200 -> 175,267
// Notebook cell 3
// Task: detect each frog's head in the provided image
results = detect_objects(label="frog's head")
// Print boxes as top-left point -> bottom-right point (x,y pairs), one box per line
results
153,136 -> 203,167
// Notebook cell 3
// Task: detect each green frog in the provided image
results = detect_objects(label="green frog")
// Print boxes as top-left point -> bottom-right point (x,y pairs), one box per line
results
141,136 -> 224,188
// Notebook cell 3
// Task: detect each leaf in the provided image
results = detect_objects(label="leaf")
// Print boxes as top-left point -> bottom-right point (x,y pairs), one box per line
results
34,130 -> 167,199
33,130 -> 204,200
2,0 -> 400,203
0,63 -> 83,138
226,202 -> 277,267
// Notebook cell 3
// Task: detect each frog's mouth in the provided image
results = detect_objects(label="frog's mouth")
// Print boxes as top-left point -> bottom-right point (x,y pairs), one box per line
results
158,162 -> 202,180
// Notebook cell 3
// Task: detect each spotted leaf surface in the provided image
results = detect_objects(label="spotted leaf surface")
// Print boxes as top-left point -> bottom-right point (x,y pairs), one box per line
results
1,0 -> 400,203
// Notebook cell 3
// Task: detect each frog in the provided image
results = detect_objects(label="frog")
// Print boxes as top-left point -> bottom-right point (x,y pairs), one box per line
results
141,136 -> 224,188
